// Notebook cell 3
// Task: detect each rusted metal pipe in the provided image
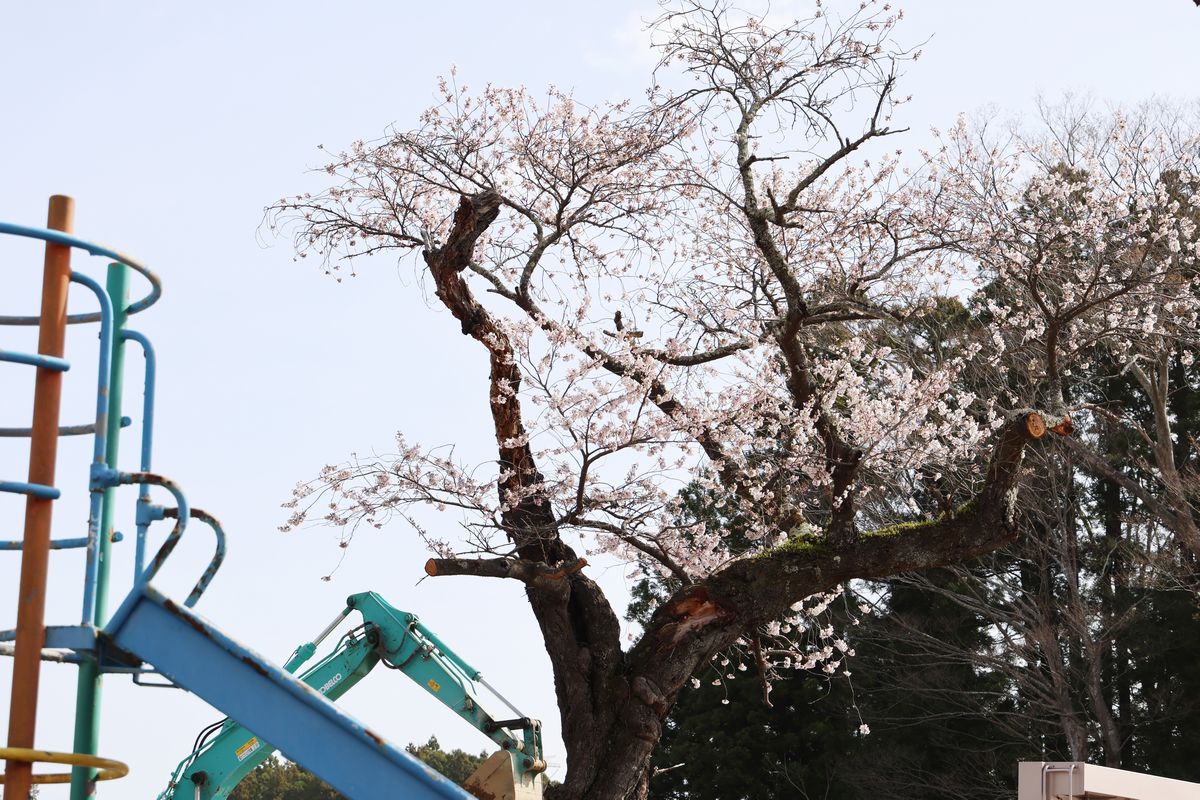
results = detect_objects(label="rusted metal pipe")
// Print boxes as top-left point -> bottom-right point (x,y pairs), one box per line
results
4,195 -> 74,800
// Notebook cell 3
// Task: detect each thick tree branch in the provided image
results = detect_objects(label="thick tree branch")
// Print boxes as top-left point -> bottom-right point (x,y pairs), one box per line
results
423,191 -> 569,561
622,413 -> 1056,733
422,192 -> 627,790
708,413 -> 1050,619
425,556 -> 588,588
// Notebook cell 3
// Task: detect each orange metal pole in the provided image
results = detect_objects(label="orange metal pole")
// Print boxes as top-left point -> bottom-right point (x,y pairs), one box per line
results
4,195 -> 74,800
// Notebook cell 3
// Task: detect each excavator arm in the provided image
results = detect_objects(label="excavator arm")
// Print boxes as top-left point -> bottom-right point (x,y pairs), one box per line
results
157,613 -> 380,800
157,592 -> 544,800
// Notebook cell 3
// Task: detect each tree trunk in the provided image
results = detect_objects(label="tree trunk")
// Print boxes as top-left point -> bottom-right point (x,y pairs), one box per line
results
550,698 -> 658,800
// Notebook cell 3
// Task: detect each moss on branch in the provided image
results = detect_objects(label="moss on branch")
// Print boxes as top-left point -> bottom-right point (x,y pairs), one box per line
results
762,495 -> 981,560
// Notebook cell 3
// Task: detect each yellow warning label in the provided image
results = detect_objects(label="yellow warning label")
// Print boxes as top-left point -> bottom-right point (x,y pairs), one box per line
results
427,678 -> 441,693
236,737 -> 261,762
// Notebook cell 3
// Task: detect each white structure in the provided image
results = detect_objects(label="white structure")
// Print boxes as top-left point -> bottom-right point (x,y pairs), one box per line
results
1019,762 -> 1200,799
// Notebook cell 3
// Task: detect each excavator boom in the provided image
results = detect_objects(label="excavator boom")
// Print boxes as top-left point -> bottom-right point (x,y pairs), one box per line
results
157,593 -> 544,800
158,624 -> 379,799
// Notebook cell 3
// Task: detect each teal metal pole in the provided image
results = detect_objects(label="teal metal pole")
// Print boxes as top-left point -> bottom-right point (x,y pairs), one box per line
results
70,262 -> 129,800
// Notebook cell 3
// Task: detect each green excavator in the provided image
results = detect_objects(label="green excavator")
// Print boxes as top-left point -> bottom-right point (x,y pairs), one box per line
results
156,591 -> 546,800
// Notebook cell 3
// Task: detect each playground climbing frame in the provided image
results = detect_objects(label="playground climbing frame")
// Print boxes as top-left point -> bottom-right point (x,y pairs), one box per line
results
0,196 -> 469,800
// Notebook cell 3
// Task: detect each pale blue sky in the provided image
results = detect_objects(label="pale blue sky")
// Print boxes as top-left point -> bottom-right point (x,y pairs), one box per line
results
2,2 -> 1198,797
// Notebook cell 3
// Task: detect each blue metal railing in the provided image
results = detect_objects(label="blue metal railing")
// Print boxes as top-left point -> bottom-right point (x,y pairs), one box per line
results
0,533 -> 124,552
0,417 -> 132,440
71,268 -> 116,623
1,221 -> 223,629
2,216 -> 250,800
0,266 -> 116,515
120,329 -> 158,574
0,350 -> 70,371
0,482 -> 62,500
0,221 -> 161,325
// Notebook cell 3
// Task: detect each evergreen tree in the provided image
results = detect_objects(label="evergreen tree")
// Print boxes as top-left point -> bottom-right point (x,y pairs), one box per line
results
650,645 -> 859,800
230,756 -> 342,800
405,736 -> 488,786
229,737 -> 487,800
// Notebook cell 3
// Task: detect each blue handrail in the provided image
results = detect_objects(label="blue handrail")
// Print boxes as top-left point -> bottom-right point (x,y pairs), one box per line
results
0,222 -> 161,325
0,417 -> 132,439
0,532 -> 124,552
68,270 -> 115,625
162,507 -> 226,608
121,329 -> 157,576
0,350 -> 70,371
1,222 -> 225,663
0,481 -> 61,500
118,471 -> 191,585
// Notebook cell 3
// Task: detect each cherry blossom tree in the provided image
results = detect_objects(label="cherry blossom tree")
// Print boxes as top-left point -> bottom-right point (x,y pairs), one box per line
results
268,4 -> 1198,798
943,98 -> 1200,564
